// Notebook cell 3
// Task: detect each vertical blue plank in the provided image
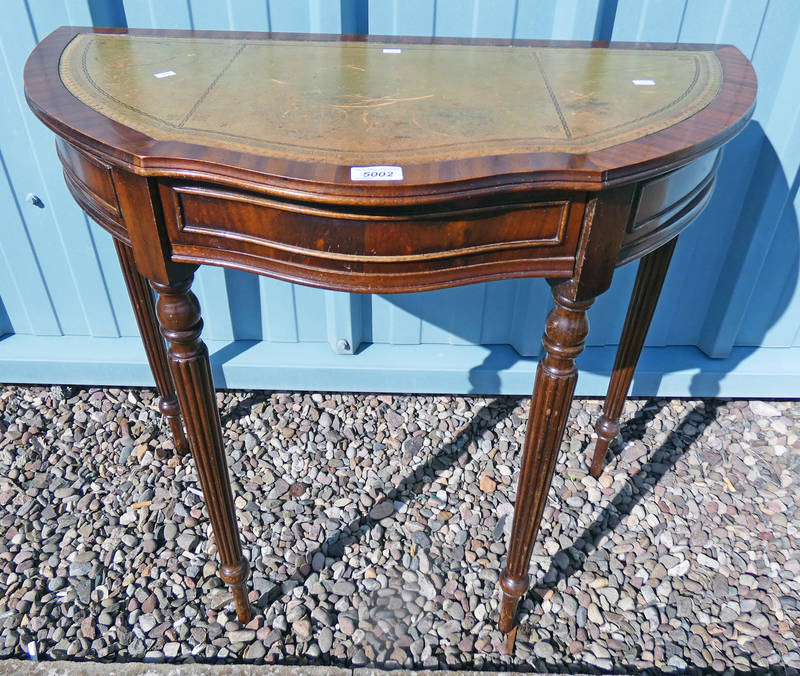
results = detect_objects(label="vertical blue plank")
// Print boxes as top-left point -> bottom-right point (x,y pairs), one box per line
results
679,0 -> 767,55
508,279 -> 548,357
87,0 -> 127,27
225,269 -> 262,340
431,0 -> 474,38
738,180 -> 800,347
514,0 -> 600,40
267,0 -> 310,32
593,0 -> 618,41
90,228 -> 139,337
293,284 -> 326,342
588,263 -> 636,346
480,280 -> 514,344
325,291 -> 363,354
612,0 -> 687,42
189,0 -> 269,30
194,267 -> 235,342
0,149 -> 57,335
368,0 -> 435,36
368,295 -> 424,344
746,0 -> 800,125
1,0 -> 117,336
341,0 -> 369,34
439,285 -> 485,345
317,0 -> 343,33
260,278 -> 299,342
122,0 -> 193,29
0,225 -> 33,335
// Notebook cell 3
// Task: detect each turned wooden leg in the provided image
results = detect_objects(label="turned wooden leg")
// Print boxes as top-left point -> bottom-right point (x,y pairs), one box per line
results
151,273 -> 252,623
114,239 -> 189,456
499,282 -> 593,634
590,238 -> 678,478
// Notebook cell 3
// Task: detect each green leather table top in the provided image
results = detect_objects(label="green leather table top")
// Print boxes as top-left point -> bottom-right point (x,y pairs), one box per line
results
59,33 -> 722,164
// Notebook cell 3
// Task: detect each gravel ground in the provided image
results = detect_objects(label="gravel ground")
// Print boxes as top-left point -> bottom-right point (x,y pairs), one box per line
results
0,384 -> 798,672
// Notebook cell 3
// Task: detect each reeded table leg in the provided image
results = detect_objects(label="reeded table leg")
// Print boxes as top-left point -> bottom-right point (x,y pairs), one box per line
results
499,281 -> 593,634
114,239 -> 189,456
151,273 -> 252,623
590,238 -> 678,478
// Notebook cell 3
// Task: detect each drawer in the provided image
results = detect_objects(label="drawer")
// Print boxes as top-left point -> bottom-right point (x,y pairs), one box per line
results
618,150 -> 720,264
56,138 -> 124,236
159,183 -> 585,292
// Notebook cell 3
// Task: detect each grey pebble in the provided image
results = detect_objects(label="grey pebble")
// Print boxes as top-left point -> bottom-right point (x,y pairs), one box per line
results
0,385 -> 794,673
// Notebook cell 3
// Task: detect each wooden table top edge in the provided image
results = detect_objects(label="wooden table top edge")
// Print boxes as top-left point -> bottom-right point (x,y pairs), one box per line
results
24,26 -> 756,206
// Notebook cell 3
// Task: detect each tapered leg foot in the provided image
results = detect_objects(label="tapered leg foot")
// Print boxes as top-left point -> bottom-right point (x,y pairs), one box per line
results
114,239 -> 189,456
499,283 -> 593,634
589,239 -> 677,478
152,273 -> 252,624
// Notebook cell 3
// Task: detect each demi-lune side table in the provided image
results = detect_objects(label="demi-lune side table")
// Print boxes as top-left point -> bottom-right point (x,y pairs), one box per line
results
24,27 -> 756,639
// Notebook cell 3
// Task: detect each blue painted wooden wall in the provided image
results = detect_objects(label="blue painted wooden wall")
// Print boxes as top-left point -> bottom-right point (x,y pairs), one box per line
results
1,0 -> 798,397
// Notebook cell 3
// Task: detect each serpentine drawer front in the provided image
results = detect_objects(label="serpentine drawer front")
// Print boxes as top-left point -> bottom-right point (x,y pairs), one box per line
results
159,182 -> 585,291
24,26 -> 756,644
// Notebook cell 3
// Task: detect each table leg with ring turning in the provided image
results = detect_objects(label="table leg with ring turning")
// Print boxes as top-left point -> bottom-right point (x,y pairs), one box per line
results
590,237 -> 678,478
151,271 -> 253,623
114,238 -> 189,456
499,281 -> 594,642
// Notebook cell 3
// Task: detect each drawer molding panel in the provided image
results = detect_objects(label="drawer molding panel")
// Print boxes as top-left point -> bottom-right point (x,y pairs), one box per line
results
56,138 -> 127,240
618,150 -> 721,265
160,182 -> 585,293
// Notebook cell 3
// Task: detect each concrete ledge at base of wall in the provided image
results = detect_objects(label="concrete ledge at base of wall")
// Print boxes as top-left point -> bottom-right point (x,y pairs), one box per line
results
0,662 -> 591,676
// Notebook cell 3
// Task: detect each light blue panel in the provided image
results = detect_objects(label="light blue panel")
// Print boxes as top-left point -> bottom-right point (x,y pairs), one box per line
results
194,267 -> 235,342
325,291 -> 363,354
268,0 -> 310,32
588,263 -> 637,346
696,3 -> 800,356
480,279 -> 518,344
414,285 -> 485,345
746,0 -> 800,126
514,0 -> 600,40
224,269 -> 262,340
188,0 -> 269,30
268,0 -> 341,33
230,0 -> 272,30
0,149 -> 56,335
293,283 -> 327,342
738,175 -> 800,347
429,0 -> 474,37
612,0 -> 687,42
259,277 -> 299,342
368,0 -> 436,36
122,0 -> 193,29
679,0 -> 766,55
0,231 -> 30,335
431,284 -> 485,345
90,228 -> 139,337
4,334 -> 800,399
1,0 -> 121,337
14,0 -> 120,338
369,294 -> 423,344
508,279 -> 549,357
472,0 -> 518,38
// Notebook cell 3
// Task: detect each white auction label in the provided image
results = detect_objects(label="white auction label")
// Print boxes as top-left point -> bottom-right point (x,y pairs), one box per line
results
350,165 -> 404,181
154,70 -> 176,78
632,78 -> 656,86
382,48 -> 402,54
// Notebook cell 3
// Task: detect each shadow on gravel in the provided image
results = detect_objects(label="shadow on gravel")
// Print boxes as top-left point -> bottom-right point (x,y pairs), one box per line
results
301,395 -> 522,569
534,398 -> 724,599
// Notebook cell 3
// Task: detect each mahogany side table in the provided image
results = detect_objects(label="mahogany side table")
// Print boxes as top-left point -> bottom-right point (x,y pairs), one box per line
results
24,27 -> 756,638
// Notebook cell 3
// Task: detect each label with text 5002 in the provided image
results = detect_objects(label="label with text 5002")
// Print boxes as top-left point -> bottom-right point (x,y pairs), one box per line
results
350,165 -> 404,181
